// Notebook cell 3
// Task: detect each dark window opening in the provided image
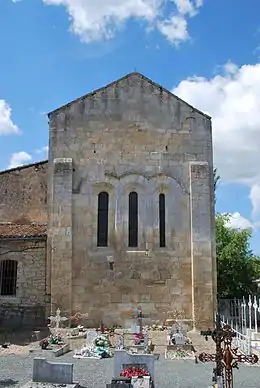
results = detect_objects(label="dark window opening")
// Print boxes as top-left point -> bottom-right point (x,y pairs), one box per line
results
0,260 -> 18,296
128,191 -> 138,247
159,193 -> 166,247
97,191 -> 109,247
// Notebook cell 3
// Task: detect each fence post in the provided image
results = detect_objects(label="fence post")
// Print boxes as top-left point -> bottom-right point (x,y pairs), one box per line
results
253,296 -> 258,333
248,295 -> 252,331
238,298 -> 242,332
242,297 -> 246,334
248,329 -> 252,355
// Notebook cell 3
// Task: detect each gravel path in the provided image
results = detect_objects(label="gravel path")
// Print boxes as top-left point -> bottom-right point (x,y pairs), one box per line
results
0,353 -> 260,388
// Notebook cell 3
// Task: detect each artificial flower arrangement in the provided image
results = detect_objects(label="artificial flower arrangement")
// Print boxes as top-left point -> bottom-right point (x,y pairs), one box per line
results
120,366 -> 149,378
94,334 -> 111,348
69,312 -> 88,328
93,334 -> 112,358
39,338 -> 49,349
134,333 -> 144,345
39,334 -> 62,349
49,333 -> 62,344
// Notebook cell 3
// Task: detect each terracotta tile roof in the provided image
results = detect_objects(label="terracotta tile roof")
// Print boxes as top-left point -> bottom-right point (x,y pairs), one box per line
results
0,223 -> 47,239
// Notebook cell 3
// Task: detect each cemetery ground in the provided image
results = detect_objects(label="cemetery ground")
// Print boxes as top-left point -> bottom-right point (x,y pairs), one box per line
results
0,330 -> 260,387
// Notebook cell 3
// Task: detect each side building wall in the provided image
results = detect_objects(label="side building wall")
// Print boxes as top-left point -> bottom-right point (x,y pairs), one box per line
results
0,161 -> 48,328
0,239 -> 47,328
0,161 -> 48,223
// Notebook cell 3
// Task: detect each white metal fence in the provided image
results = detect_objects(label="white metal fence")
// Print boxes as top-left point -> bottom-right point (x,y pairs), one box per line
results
219,295 -> 260,355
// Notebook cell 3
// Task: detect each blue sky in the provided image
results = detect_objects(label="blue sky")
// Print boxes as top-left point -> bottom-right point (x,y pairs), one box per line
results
1,0 -> 260,252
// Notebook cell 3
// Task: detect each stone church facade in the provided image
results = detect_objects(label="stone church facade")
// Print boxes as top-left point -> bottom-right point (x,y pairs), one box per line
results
0,73 -> 216,330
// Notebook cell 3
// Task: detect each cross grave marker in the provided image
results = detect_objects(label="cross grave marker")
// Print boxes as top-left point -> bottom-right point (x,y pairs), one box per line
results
48,308 -> 68,335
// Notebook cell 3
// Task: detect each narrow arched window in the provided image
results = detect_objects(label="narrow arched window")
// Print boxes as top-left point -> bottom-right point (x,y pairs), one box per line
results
128,191 -> 138,247
0,260 -> 18,296
159,193 -> 166,247
97,191 -> 109,247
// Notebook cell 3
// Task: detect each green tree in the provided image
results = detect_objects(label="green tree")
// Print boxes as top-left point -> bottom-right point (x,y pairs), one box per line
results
216,213 -> 260,298
214,169 -> 260,298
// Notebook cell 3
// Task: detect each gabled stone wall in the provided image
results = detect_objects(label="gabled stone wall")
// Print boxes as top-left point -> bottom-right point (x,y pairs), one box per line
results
48,73 -> 216,329
0,161 -> 48,223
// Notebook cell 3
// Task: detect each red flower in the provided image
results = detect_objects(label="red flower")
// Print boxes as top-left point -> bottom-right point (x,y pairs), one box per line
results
120,366 -> 149,378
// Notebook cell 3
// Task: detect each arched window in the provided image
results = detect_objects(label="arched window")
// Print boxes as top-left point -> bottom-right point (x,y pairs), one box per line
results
159,193 -> 166,247
97,191 -> 109,247
128,191 -> 138,247
0,259 -> 18,296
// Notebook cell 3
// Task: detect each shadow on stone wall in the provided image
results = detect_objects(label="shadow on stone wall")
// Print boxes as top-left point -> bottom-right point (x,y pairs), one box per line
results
0,304 -> 46,328
0,304 -> 47,344
0,379 -> 19,387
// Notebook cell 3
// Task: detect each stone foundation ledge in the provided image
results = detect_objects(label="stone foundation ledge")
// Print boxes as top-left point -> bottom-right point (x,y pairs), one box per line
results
21,383 -> 79,388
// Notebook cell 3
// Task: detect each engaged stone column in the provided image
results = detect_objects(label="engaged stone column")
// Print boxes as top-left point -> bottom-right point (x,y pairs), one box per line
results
189,162 -> 215,330
50,158 -> 73,316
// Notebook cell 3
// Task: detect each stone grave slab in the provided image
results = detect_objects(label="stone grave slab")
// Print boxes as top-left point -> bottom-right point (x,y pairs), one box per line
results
165,344 -> 195,360
114,350 -> 155,382
21,357 -> 79,387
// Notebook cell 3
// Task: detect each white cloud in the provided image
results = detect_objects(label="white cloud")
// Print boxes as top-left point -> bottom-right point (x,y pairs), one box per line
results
172,0 -> 202,17
225,212 -> 254,230
43,0 -> 163,42
173,62 -> 260,215
0,100 -> 20,135
8,152 -> 32,169
158,0 -> 203,45
39,0 -> 203,45
158,15 -> 189,45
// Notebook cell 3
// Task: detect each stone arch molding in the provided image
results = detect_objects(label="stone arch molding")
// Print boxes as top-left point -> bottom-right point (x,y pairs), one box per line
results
89,172 -> 188,249
76,171 -> 188,196
102,172 -> 187,196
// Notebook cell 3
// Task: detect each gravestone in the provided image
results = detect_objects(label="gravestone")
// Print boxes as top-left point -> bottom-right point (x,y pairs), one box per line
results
21,357 -> 79,387
143,329 -> 149,353
48,308 -> 68,336
171,332 -> 186,345
131,376 -> 150,388
73,331 -> 98,359
168,320 -> 188,345
86,330 -> 98,344
71,327 -> 79,336
165,320 -> 195,360
131,324 -> 140,334
116,334 -> 124,350
107,377 -> 132,388
114,350 -> 155,382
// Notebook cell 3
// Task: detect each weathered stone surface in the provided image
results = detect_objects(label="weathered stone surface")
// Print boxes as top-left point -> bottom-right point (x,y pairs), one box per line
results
0,161 -> 47,223
0,72 -> 216,330
48,72 -> 215,329
0,240 -> 47,327
33,357 -> 74,384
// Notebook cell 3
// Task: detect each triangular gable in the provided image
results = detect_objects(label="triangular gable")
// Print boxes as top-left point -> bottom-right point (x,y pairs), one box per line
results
48,72 -> 210,120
